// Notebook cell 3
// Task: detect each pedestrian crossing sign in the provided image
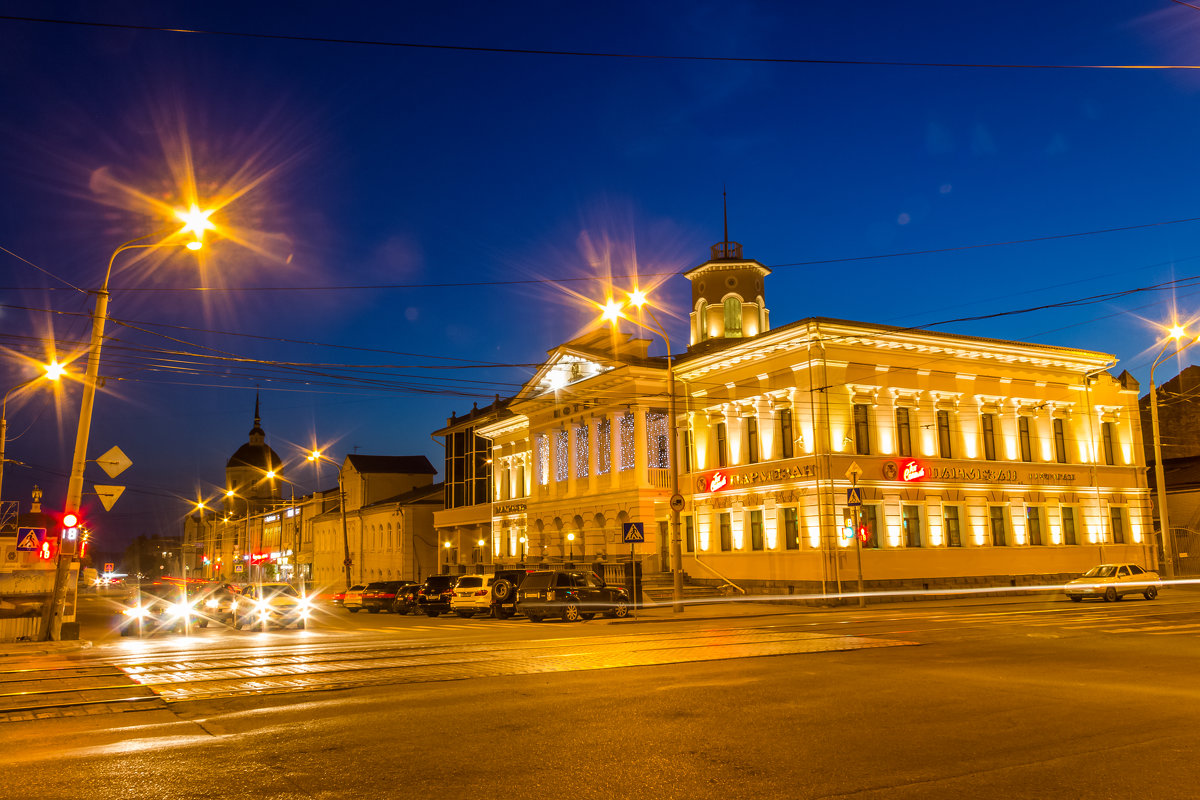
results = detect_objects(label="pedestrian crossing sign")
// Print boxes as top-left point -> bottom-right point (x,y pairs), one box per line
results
846,487 -> 863,506
16,527 -> 44,551
622,522 -> 645,543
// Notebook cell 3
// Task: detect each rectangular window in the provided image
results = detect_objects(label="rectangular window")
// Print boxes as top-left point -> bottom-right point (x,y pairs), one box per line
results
896,407 -> 912,458
1110,507 -> 1126,544
783,508 -> 799,550
719,512 -> 732,551
779,408 -> 794,459
684,516 -> 695,553
746,416 -> 759,464
1053,418 -> 1067,464
989,506 -> 1008,546
860,505 -> 880,549
536,434 -> 549,486
647,411 -> 670,469
716,422 -> 728,468
619,413 -> 636,471
937,410 -> 953,459
981,413 -> 997,461
683,429 -> 693,474
1061,506 -> 1077,545
902,505 -> 922,547
575,425 -> 589,478
1018,416 -> 1032,463
944,506 -> 962,547
554,429 -> 569,482
596,418 -> 611,475
1102,421 -> 1115,466
1027,507 -> 1043,546
750,510 -> 764,550
853,404 -> 871,456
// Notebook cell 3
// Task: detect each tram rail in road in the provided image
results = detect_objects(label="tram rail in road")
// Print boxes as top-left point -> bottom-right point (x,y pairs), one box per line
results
0,626 -> 915,721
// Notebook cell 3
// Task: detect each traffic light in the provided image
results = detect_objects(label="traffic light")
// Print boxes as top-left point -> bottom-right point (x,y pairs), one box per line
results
39,538 -> 56,561
60,511 -> 80,556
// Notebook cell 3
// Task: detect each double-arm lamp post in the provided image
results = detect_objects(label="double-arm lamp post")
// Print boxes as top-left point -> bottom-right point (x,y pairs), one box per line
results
1147,324 -> 1198,582
309,448 -> 353,589
44,208 -> 212,640
601,289 -> 685,613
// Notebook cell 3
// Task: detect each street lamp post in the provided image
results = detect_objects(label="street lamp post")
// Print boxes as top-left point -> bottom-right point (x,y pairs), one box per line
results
1149,326 -> 1196,581
0,362 -> 63,502
602,291 -> 685,613
566,531 -> 575,565
44,225 -> 207,641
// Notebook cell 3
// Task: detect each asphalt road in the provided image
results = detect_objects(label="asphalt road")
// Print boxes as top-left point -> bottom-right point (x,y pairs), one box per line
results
2,592 -> 1199,799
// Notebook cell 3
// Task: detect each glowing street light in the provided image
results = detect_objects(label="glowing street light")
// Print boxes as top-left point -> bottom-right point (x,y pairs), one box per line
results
599,287 -> 685,613
45,216 -> 211,641
1148,323 -> 1198,581
1,361 -> 65,502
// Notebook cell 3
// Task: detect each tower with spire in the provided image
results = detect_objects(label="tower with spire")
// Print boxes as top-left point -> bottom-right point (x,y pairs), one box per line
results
683,190 -> 771,350
224,392 -> 282,515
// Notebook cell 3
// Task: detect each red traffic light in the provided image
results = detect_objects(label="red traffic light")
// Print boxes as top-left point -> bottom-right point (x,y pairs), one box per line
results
62,512 -> 79,528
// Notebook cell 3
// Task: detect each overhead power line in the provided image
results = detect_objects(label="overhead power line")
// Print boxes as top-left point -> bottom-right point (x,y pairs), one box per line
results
3,13 -> 1200,71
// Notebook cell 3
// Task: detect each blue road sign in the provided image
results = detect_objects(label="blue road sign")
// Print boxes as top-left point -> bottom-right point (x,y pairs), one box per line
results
846,487 -> 863,506
16,527 -> 45,551
622,522 -> 645,543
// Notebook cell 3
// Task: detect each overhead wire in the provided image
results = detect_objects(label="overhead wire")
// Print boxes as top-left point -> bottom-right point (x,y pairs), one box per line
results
3,13 -> 1200,71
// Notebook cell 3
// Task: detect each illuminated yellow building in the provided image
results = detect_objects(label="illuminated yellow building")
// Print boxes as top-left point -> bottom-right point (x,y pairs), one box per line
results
442,239 -> 1153,596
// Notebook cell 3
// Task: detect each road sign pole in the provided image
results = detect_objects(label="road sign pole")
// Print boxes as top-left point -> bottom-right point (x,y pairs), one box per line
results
853,494 -> 865,607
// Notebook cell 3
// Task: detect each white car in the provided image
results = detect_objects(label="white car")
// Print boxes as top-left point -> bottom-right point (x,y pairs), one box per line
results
450,574 -> 496,618
1065,563 -> 1161,602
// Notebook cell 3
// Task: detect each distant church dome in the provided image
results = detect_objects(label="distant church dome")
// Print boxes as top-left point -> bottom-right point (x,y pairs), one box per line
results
224,394 -> 282,510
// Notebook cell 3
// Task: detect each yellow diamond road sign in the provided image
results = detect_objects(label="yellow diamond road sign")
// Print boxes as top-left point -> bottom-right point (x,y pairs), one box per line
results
96,446 -> 132,479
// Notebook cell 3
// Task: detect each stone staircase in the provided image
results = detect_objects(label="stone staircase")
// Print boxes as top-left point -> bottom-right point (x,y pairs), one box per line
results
639,571 -> 733,606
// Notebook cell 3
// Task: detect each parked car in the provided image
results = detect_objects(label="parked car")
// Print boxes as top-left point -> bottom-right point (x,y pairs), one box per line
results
392,583 -> 422,615
361,581 -> 416,613
195,582 -> 243,627
450,575 -> 494,617
332,584 -> 362,609
118,583 -> 194,637
233,582 -> 312,630
416,574 -> 459,617
343,584 -> 367,613
488,569 -> 528,619
515,571 -> 630,622
1065,563 -> 1161,602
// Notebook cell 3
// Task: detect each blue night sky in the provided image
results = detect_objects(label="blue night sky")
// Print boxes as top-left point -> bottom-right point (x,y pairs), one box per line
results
1,1 -> 1199,548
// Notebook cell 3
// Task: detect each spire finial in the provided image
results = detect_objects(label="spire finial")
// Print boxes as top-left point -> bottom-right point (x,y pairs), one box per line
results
254,390 -> 261,427
722,185 -> 728,245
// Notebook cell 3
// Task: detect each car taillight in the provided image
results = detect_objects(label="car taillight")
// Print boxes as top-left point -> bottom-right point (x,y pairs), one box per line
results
474,590 -> 488,596
382,593 -> 395,599
418,588 -> 426,595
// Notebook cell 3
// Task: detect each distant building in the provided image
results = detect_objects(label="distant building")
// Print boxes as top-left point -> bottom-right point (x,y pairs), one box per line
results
310,455 -> 442,587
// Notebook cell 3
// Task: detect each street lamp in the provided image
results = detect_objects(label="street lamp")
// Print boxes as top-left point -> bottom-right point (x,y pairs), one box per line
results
1,361 -> 64,501
44,219 -> 209,640
1148,325 -> 1197,581
601,288 -> 685,613
566,531 -> 575,564
443,540 -> 452,572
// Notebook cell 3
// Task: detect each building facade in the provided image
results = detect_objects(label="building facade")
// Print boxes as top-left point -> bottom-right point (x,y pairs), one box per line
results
438,239 -> 1154,596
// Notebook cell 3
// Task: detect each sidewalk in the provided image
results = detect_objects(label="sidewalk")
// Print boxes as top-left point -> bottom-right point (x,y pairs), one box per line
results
0,638 -> 92,659
619,580 -> 1200,623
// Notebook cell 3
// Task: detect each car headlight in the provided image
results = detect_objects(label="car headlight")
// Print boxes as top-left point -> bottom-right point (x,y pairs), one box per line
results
123,605 -> 149,618
255,601 -> 270,614
296,600 -> 312,614
168,603 -> 194,618
204,599 -> 219,609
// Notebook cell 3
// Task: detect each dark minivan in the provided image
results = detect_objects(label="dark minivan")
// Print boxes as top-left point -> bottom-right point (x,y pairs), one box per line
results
515,571 -> 630,622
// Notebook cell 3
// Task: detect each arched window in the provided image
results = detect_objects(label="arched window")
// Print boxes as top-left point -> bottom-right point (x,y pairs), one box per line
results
697,300 -> 708,341
723,297 -> 743,337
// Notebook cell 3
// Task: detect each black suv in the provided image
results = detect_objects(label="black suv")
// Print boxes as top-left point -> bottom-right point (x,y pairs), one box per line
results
416,574 -> 459,617
515,571 -> 630,622
392,583 -> 422,615
361,581 -> 417,613
489,569 -> 528,619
